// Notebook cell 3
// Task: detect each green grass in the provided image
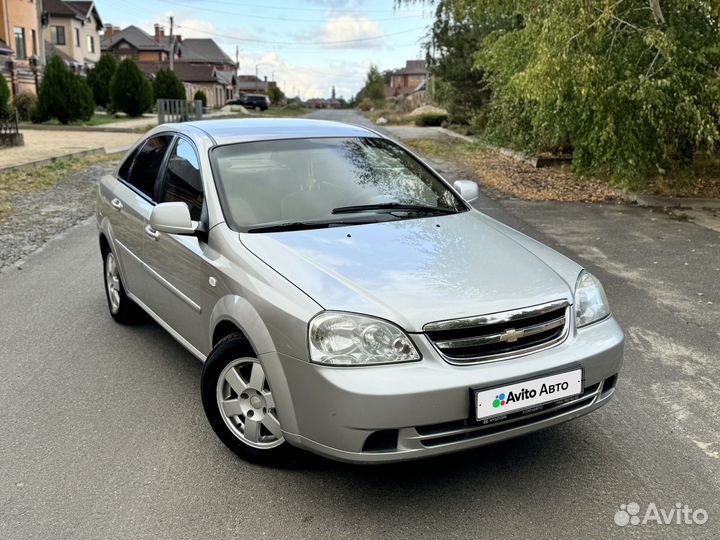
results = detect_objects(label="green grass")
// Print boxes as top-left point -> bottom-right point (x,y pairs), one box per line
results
0,153 -> 120,222
20,114 -> 137,127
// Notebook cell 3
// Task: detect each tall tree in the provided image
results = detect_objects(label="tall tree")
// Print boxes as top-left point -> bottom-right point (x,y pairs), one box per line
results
87,53 -> 117,110
331,86 -> 336,99
356,65 -> 385,102
0,72 -> 9,115
34,55 -> 94,124
152,68 -> 186,101
110,58 -> 153,117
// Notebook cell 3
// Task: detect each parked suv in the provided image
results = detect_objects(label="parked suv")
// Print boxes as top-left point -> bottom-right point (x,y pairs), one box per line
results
227,94 -> 269,111
96,118 -> 623,466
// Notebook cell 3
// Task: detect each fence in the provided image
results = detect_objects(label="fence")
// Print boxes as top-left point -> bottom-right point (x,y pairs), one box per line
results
157,99 -> 203,124
0,111 -> 23,147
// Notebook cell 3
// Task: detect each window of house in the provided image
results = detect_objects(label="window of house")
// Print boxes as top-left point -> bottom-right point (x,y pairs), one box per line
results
31,29 -> 37,56
14,28 -> 26,59
50,26 -> 66,45
87,35 -> 95,53
125,135 -> 174,200
75,28 -> 80,47
159,138 -> 204,220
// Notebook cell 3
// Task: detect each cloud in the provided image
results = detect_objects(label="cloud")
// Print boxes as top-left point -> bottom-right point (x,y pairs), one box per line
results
239,51 -> 372,99
320,16 -> 382,49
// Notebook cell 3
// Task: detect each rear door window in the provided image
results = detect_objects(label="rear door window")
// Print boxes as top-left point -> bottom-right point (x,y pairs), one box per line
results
125,135 -> 174,200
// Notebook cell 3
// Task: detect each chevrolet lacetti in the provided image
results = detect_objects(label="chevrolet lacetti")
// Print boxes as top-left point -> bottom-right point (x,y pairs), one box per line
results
96,118 -> 624,466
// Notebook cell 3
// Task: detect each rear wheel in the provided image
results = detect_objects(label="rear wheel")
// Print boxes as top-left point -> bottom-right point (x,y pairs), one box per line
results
201,333 -> 298,466
103,249 -> 142,324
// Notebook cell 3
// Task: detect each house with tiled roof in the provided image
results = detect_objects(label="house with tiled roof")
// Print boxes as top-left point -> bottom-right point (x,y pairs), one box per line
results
386,59 -> 427,98
43,0 -> 103,70
100,24 -> 175,63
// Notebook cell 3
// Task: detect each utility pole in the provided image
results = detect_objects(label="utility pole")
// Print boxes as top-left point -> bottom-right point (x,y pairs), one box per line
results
235,45 -> 239,75
255,64 -> 259,92
169,16 -> 174,71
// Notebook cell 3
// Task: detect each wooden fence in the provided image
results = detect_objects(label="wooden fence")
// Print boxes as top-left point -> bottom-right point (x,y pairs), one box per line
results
157,99 -> 203,124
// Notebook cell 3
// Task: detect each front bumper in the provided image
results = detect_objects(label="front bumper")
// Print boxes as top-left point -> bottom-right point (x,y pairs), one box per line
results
261,316 -> 624,463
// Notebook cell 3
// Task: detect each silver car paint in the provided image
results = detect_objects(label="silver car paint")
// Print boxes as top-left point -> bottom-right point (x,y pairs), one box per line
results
96,118 -> 624,462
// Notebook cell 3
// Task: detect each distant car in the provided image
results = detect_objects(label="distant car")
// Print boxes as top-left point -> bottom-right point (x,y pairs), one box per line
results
227,94 -> 269,111
96,118 -> 623,466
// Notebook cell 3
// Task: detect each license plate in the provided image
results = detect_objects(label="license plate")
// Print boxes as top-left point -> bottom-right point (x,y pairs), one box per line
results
474,369 -> 583,421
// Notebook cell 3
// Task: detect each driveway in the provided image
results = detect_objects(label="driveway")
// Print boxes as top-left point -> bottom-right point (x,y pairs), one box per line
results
0,110 -> 718,539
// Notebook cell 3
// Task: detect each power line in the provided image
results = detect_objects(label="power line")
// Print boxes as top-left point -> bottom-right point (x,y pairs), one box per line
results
154,0 -> 426,23
163,0 -> 426,14
175,23 -> 427,46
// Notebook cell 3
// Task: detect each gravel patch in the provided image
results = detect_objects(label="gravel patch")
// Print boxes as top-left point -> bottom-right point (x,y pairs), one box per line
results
0,160 -> 118,271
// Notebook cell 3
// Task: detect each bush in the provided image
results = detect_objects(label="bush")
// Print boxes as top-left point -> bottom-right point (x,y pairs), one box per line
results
193,90 -> 207,107
86,53 -> 117,110
267,85 -> 285,106
34,55 -> 94,124
286,101 -> 300,110
11,91 -> 37,121
153,68 -> 185,101
414,113 -> 447,127
358,98 -> 375,111
110,58 -> 152,117
0,72 -> 9,115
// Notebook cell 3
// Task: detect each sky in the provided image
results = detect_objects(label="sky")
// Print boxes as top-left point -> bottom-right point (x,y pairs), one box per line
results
92,0 -> 435,100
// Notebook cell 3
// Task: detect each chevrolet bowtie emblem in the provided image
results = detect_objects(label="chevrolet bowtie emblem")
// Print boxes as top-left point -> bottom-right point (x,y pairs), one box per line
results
501,328 -> 524,343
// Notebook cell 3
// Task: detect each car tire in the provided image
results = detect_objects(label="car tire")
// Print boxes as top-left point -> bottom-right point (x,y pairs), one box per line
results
102,248 -> 143,324
201,333 -> 298,467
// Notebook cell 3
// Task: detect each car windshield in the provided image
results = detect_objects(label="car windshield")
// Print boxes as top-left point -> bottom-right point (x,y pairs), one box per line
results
210,137 -> 466,231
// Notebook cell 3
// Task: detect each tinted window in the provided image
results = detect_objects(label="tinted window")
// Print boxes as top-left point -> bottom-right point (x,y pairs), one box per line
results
126,135 -> 173,200
117,147 -> 139,181
159,138 -> 204,220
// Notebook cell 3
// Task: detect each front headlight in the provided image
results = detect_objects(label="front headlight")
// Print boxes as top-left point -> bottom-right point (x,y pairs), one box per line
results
574,271 -> 610,327
308,312 -> 421,366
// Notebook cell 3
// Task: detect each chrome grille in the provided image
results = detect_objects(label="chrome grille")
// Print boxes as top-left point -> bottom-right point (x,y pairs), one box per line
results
424,299 -> 570,364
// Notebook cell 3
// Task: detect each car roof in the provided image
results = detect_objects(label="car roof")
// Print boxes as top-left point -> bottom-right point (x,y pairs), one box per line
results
165,118 -> 380,146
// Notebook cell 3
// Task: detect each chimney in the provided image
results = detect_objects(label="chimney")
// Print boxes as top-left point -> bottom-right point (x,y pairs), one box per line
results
154,24 -> 162,43
104,23 -> 114,38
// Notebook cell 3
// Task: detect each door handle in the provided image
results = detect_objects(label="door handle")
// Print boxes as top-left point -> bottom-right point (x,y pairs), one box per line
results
110,198 -> 123,211
144,224 -> 160,241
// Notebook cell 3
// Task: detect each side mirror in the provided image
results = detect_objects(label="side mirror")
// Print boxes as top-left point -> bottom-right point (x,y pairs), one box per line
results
453,180 -> 479,203
149,202 -> 197,235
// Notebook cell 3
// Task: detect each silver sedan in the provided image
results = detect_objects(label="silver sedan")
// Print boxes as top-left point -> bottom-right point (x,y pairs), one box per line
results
96,118 -> 623,465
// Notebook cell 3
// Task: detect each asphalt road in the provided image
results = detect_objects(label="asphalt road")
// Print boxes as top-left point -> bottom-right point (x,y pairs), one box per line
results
1,110 -> 718,539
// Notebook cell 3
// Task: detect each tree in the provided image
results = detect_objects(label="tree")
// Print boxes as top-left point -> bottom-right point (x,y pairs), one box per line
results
401,0 -> 720,187
87,53 -> 117,110
153,68 -> 186,101
110,58 -> 152,117
267,85 -> 285,105
34,55 -> 94,124
193,90 -> 207,108
0,72 -> 9,115
356,65 -> 385,104
331,85 -> 336,100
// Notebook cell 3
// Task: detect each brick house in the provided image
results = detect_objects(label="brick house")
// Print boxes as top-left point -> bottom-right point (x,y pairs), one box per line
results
386,59 -> 427,98
100,24 -> 175,63
0,0 -> 42,96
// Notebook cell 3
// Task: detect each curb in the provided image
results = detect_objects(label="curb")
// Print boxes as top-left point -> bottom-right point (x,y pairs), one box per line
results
0,147 -> 108,174
628,193 -> 720,210
19,124 -> 147,134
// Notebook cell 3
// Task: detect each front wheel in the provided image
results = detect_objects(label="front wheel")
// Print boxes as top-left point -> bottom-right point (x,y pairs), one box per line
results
201,333 -> 298,466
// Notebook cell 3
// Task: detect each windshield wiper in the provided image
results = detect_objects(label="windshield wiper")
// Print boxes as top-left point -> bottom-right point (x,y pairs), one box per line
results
247,218 -> 377,233
332,203 -> 458,215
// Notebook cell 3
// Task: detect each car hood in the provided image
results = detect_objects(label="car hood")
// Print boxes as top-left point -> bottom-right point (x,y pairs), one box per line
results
239,211 -> 579,332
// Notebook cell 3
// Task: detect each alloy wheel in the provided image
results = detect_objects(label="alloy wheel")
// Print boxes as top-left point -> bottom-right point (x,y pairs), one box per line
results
105,252 -> 121,314
216,358 -> 284,449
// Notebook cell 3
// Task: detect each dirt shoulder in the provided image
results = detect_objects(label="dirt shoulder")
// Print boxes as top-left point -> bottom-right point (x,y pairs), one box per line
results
405,137 -> 623,203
